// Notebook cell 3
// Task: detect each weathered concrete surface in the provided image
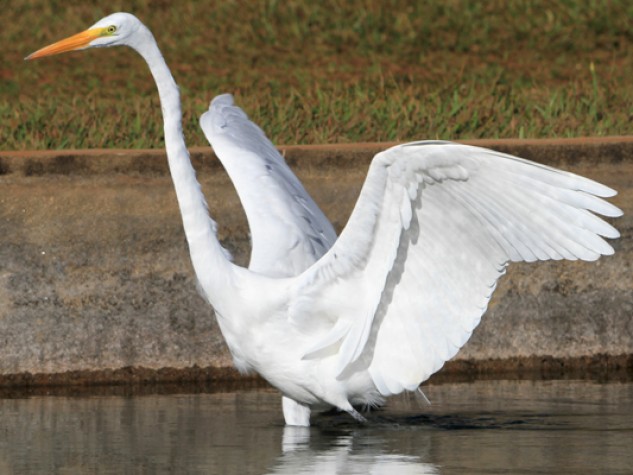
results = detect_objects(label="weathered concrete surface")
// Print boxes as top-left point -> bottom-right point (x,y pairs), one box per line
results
0,137 -> 631,386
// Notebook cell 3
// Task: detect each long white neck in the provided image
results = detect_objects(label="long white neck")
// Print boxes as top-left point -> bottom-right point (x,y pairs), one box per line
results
128,25 -> 234,308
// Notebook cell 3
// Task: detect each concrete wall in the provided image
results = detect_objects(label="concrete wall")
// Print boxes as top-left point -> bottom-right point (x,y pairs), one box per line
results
0,138 -> 631,385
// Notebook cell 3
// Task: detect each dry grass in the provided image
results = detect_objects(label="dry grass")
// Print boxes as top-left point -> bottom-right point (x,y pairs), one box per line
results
2,0 -> 633,150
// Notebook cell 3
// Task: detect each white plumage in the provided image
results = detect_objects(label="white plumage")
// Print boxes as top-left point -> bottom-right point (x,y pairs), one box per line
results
202,94 -> 337,276
28,13 -> 622,427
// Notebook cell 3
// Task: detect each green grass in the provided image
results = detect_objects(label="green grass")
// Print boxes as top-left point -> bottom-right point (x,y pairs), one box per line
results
2,0 -> 633,150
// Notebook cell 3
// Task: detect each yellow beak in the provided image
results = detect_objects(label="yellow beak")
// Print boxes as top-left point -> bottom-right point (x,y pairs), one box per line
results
25,28 -> 106,60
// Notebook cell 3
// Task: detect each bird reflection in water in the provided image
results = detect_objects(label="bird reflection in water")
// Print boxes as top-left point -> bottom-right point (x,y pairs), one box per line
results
272,426 -> 439,474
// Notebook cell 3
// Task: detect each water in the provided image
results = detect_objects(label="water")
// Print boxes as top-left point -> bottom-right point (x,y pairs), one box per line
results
0,379 -> 631,474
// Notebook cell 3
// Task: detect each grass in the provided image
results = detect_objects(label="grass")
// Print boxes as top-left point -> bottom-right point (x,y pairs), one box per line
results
2,0 -> 633,150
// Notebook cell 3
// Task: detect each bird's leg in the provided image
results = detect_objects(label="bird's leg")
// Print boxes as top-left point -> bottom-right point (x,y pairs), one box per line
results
335,399 -> 367,423
282,396 -> 311,427
416,387 -> 432,405
346,407 -> 367,423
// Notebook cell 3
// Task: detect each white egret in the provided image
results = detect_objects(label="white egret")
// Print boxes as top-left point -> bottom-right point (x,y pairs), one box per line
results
27,13 -> 622,427
27,12 -> 337,423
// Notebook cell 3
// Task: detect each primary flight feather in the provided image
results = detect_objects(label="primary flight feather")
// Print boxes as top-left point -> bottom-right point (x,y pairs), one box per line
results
27,12 -> 621,427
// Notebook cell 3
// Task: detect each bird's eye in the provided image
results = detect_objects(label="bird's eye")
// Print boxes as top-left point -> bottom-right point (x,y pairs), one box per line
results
107,25 -> 117,34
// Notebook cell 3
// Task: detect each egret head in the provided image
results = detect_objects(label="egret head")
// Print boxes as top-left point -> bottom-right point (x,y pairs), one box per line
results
26,13 -> 143,60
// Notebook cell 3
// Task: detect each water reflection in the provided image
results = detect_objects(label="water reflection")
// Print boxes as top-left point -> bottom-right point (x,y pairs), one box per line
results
275,427 -> 438,474
0,379 -> 631,474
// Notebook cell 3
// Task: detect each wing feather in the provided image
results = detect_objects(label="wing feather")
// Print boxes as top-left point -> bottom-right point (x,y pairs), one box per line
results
200,94 -> 337,276
289,141 -> 621,394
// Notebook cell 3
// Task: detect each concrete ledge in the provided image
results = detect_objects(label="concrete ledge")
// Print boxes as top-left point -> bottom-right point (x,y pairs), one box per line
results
1,137 -> 631,387
0,354 -> 630,393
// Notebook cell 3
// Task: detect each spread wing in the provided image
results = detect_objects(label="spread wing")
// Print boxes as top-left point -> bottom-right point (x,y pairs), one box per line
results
288,141 -> 621,394
200,94 -> 336,276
